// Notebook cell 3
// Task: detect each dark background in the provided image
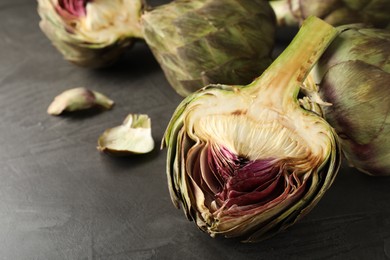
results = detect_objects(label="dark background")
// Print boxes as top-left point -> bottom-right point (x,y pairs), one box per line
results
1,0 -> 389,259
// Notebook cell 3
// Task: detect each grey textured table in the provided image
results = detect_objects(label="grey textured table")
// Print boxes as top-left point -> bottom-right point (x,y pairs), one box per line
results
1,1 -> 390,259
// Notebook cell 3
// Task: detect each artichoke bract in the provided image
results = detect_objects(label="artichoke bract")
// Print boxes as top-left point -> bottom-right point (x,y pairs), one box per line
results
97,114 -> 154,155
38,0 -> 145,68
142,0 -> 276,97
311,25 -> 390,176
47,87 -> 114,115
270,0 -> 390,28
162,17 -> 341,241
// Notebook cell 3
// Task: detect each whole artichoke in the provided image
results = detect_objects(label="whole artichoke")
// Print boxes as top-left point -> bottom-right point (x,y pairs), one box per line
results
311,25 -> 390,176
142,0 -> 276,97
270,0 -> 390,28
162,17 -> 340,241
38,0 -> 145,68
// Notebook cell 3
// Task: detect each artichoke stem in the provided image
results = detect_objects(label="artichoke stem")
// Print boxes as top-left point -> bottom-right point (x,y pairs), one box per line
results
249,16 -> 338,109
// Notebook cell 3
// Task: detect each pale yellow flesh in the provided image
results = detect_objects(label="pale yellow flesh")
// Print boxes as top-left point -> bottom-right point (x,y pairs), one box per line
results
67,0 -> 143,44
187,89 -> 331,167
98,114 -> 154,154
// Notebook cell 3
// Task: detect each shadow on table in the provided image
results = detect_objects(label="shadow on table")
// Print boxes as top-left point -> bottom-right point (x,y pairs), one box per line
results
88,41 -> 161,82
98,143 -> 162,172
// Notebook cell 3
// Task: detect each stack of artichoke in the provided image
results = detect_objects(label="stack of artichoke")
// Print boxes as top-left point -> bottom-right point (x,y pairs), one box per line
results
37,0 -> 390,243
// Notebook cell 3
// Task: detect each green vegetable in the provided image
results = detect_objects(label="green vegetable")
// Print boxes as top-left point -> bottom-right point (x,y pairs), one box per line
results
311,25 -> 390,176
162,16 -> 340,242
142,0 -> 276,97
270,0 -> 390,28
98,114 -> 154,155
38,0 -> 145,68
47,87 -> 114,115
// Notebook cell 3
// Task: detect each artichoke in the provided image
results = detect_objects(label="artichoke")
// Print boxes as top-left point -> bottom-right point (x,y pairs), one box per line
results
142,0 -> 276,97
270,0 -> 390,28
38,0 -> 145,68
162,17 -> 341,241
310,25 -> 390,176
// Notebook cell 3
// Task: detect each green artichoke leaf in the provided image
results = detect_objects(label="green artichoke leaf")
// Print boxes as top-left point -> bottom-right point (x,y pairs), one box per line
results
97,114 -> 154,155
47,87 -> 114,115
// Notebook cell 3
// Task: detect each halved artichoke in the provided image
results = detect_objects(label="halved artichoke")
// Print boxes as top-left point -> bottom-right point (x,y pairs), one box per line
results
311,25 -> 390,176
142,0 -> 276,97
162,17 -> 341,241
270,0 -> 390,28
38,0 -> 145,68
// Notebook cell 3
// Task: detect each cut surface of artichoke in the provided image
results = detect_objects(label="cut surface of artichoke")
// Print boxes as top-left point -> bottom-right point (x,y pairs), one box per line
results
98,114 -> 154,155
73,0 -> 144,44
38,0 -> 144,67
177,84 -> 336,238
162,17 -> 340,242
190,94 -> 328,162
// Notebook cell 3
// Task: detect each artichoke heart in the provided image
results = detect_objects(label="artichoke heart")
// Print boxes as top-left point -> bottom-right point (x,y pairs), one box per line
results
162,17 -> 341,241
38,0 -> 145,67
